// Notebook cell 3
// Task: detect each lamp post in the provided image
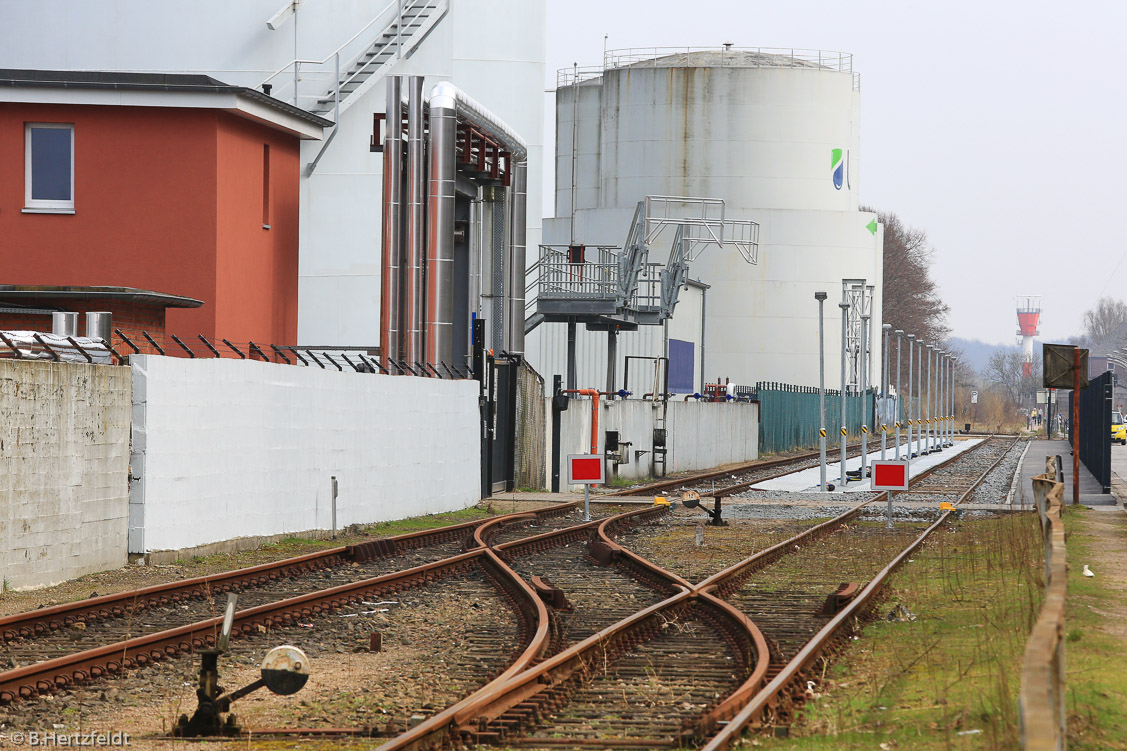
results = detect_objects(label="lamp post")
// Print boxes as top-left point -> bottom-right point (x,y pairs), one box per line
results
895,330 -> 903,460
840,296 -> 850,487
906,334 -> 915,458
881,323 -> 891,460
860,310 -> 870,478
816,292 -> 828,491
926,345 -> 934,452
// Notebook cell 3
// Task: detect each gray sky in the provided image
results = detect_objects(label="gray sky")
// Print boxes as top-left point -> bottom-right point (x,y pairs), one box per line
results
543,0 -> 1127,346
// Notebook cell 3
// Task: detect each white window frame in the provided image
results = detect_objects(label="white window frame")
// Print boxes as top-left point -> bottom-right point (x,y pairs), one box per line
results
24,123 -> 75,214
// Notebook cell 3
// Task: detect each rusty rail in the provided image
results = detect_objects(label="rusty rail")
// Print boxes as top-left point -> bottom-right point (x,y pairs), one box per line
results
0,504 -> 576,642
0,502 -> 617,715
699,436 -> 1021,749
1019,457 -> 1067,750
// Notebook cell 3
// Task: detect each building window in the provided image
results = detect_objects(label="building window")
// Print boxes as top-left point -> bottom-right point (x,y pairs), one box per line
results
24,123 -> 74,213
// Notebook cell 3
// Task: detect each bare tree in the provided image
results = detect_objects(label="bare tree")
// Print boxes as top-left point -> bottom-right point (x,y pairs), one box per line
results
1081,297 -> 1127,352
865,207 -> 950,391
866,208 -> 950,343
983,349 -> 1041,407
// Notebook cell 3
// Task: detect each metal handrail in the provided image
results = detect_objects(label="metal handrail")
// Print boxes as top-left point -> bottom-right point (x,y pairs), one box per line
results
259,0 -> 401,99
605,46 -> 853,72
558,47 -> 860,91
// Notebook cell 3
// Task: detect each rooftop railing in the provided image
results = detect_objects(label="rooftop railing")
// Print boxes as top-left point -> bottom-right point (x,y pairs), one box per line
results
557,47 -> 860,91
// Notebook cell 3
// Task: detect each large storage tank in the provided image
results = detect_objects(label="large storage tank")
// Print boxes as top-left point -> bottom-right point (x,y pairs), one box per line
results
531,48 -> 883,391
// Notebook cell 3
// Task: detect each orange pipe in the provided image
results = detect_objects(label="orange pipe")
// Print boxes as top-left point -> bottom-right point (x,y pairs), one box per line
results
565,389 -> 601,454
578,389 -> 599,454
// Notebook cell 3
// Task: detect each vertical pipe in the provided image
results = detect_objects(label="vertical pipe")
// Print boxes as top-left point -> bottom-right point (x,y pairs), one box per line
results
507,161 -> 528,354
606,328 -> 617,398
907,334 -> 914,458
330,476 -> 338,540
405,76 -> 426,365
839,298 -> 850,486
567,321 -> 577,391
699,286 -> 707,394
380,76 -> 403,371
860,313 -> 869,477
816,292 -> 827,491
881,323 -> 890,460
569,64 -> 579,244
895,330 -> 903,460
426,88 -> 456,365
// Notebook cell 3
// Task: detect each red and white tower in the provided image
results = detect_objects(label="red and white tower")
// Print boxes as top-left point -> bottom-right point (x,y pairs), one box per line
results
1016,296 -> 1041,377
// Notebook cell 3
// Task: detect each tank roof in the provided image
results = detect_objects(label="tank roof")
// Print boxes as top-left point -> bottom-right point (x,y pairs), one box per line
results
558,47 -> 858,89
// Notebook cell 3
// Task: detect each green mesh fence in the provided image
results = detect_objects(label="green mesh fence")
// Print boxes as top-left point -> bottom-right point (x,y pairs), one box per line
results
754,382 -> 893,455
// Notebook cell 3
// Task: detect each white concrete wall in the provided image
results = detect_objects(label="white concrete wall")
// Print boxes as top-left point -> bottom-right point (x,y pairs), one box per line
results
0,360 -> 130,590
129,355 -> 479,553
554,397 -> 758,484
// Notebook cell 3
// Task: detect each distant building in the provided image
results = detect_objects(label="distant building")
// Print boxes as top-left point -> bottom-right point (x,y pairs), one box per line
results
0,69 -> 329,346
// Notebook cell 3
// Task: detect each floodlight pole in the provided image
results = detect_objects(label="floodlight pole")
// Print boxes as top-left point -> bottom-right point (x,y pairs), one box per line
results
816,292 -> 828,491
881,323 -> 891,460
839,297 -> 850,487
860,311 -> 870,478
895,330 -> 903,460
926,345 -> 934,453
907,334 -> 915,459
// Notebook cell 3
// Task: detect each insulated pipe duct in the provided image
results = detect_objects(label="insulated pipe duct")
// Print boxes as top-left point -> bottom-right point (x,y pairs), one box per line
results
405,76 -> 426,366
507,161 -> 527,354
426,82 -> 528,366
380,75 -> 403,370
426,93 -> 457,365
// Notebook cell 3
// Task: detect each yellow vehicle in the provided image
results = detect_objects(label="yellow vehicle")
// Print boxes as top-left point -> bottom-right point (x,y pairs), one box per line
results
1113,411 -> 1126,445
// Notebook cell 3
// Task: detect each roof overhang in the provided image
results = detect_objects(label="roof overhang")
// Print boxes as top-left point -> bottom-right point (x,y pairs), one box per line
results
0,285 -> 203,309
0,74 -> 330,140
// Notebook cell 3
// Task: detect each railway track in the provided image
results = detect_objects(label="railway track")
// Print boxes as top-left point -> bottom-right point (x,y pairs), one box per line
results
608,441 -> 868,498
0,502 -> 604,706
0,436 -> 1027,749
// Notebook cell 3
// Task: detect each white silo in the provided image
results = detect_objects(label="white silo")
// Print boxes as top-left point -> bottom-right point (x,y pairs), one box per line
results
528,48 -> 883,392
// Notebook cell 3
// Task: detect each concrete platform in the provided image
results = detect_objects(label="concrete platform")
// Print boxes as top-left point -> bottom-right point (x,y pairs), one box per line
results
1018,439 -> 1116,507
750,438 -> 982,493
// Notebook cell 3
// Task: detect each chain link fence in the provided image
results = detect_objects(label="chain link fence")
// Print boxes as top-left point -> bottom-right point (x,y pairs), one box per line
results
514,359 -> 546,490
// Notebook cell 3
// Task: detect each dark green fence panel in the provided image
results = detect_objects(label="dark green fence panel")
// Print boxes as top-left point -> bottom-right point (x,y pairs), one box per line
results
754,382 -> 892,455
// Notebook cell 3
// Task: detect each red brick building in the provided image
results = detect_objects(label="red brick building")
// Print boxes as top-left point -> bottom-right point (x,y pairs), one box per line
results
0,70 -> 329,348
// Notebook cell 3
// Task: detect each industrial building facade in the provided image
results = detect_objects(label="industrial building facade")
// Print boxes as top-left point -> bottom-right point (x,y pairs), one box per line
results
527,49 -> 884,394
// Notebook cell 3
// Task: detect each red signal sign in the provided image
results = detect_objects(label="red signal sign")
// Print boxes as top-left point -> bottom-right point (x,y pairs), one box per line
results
871,460 -> 909,491
567,454 -> 605,484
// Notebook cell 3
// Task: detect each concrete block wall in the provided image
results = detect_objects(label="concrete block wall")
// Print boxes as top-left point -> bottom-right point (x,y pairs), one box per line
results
554,397 -> 759,486
0,360 -> 130,589
130,356 -> 480,554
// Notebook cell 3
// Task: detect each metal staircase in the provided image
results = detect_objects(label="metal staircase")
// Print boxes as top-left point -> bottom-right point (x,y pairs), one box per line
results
525,196 -> 759,334
261,0 -> 447,120
310,0 -> 445,117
